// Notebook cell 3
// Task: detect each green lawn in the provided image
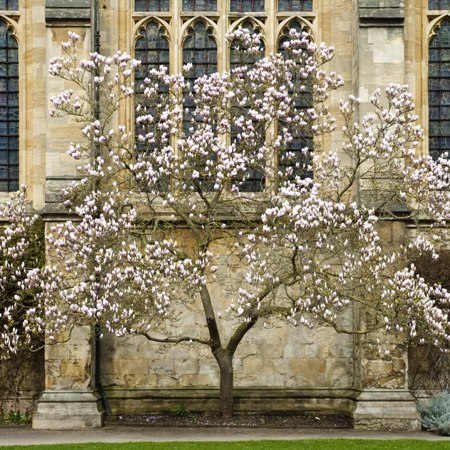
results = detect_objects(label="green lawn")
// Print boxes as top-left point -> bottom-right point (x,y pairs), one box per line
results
2,441 -> 449,450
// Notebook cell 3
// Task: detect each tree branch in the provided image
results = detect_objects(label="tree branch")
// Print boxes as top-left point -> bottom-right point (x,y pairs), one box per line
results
138,331 -> 211,346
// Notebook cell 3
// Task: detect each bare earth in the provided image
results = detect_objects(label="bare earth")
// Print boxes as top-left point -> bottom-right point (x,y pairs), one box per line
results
105,413 -> 352,428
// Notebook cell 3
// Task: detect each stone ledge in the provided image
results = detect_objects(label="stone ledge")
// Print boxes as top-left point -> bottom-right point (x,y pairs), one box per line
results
104,387 -> 358,416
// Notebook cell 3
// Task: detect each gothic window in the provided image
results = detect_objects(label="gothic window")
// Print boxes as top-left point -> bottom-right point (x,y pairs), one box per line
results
429,0 -> 450,9
183,0 -> 217,11
230,0 -> 265,12
135,21 -> 170,85
183,21 -> 217,132
230,21 -> 264,69
230,21 -> 266,191
0,21 -> 18,192
183,21 -> 217,187
0,0 -> 18,9
135,0 -> 170,12
278,0 -> 312,11
278,20 -> 313,179
429,18 -> 450,159
135,22 -> 169,154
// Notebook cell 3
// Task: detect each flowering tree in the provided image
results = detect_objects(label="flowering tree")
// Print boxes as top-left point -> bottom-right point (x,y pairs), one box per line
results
0,188 -> 44,358
4,29 -> 450,417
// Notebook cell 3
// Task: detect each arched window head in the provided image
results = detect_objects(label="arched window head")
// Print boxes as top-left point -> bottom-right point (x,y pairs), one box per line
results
135,0 -> 170,12
230,21 -> 265,70
278,0 -> 312,11
0,21 -> 18,192
183,0 -> 217,11
135,21 -> 169,85
0,1 -> 18,9
230,0 -> 265,12
429,1 -> 450,9
429,18 -> 450,159
183,21 -> 217,83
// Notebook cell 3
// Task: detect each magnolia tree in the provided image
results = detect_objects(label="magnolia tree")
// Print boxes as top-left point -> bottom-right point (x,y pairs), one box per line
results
3,29 -> 450,416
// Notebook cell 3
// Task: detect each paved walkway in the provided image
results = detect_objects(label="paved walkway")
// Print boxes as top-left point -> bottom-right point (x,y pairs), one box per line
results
1,426 -> 449,446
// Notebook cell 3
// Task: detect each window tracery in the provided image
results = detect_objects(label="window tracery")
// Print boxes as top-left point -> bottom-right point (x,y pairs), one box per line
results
132,0 -> 315,190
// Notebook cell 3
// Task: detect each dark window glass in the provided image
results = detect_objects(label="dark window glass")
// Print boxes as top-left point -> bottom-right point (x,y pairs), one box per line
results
135,22 -> 169,161
429,19 -> 450,159
278,21 -> 313,180
429,0 -> 450,9
230,0 -> 265,12
230,21 -> 265,191
278,0 -> 312,11
183,22 -> 217,187
0,21 -> 18,192
183,21 -> 217,130
135,0 -> 170,11
183,0 -> 217,11
0,1 -> 18,9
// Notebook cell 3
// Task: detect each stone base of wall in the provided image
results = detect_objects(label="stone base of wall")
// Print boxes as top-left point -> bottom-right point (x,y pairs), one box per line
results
353,389 -> 421,431
32,390 -> 104,430
104,387 -> 357,416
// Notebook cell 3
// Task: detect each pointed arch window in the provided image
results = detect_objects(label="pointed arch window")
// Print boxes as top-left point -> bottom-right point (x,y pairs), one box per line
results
0,1 -> 18,9
230,21 -> 266,191
183,0 -> 217,11
135,22 -> 169,154
429,1 -> 450,9
135,21 -> 170,85
183,21 -> 217,132
230,0 -> 265,12
0,21 -> 18,192
429,18 -> 450,159
278,0 -> 312,11
135,0 -> 170,12
183,21 -> 217,187
230,21 -> 264,70
277,20 -> 313,179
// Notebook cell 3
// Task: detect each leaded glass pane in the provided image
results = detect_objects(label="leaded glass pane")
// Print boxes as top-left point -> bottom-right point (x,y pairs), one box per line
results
183,22 -> 217,187
429,0 -> 450,9
135,0 -> 170,11
277,21 -> 312,179
0,21 -> 18,192
229,22 -> 265,191
278,0 -> 312,11
429,19 -> 450,159
0,0 -> 18,10
230,0 -> 265,12
183,0 -> 217,11
135,22 -> 169,162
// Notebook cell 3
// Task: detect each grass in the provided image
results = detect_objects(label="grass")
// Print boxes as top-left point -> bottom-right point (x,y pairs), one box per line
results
1,441 -> 449,450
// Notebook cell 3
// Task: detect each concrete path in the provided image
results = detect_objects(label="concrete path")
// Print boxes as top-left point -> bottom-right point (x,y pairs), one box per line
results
1,426 -> 449,446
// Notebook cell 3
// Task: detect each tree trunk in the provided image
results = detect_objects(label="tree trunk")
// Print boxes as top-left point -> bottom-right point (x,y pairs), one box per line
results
214,349 -> 234,418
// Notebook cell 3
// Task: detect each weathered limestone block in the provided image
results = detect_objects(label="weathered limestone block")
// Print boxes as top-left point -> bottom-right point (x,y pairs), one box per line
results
359,0 -> 404,20
33,391 -> 103,430
353,390 -> 420,431
33,325 -> 103,430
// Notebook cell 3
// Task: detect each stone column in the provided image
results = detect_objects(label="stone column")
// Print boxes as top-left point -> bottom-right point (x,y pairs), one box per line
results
351,2 -> 421,431
33,325 -> 104,430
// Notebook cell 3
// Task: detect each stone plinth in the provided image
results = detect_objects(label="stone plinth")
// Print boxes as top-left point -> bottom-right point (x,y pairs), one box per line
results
32,390 -> 104,430
353,389 -> 421,431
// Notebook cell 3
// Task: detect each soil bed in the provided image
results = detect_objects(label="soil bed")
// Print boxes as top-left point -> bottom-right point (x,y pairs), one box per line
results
105,413 -> 352,428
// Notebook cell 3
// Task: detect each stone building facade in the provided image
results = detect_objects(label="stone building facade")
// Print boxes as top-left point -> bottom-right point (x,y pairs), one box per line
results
0,0 -> 447,430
